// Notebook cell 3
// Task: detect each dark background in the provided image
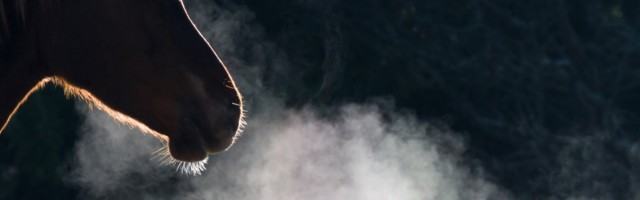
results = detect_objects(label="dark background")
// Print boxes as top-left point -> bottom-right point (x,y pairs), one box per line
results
2,0 -> 640,199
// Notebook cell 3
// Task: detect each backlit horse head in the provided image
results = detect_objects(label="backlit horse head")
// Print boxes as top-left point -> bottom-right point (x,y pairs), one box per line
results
0,0 -> 245,174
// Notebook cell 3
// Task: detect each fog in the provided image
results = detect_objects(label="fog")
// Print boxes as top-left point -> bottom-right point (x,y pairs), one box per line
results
70,99 -> 507,199
65,1 -> 508,199
62,1 -> 640,199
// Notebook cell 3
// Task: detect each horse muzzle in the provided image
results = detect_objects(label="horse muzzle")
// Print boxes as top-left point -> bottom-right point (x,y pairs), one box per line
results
168,105 -> 240,162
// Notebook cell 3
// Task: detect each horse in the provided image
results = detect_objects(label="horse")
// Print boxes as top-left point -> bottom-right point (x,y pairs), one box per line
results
0,0 -> 245,174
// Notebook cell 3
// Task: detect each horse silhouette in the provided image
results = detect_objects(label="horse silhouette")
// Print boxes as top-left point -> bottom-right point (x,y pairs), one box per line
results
0,0 -> 245,172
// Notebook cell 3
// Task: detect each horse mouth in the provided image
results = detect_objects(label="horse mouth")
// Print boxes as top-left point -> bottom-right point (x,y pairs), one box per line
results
167,117 -> 238,162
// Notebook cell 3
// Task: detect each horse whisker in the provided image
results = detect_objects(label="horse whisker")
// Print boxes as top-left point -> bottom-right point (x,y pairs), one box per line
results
152,145 -> 208,176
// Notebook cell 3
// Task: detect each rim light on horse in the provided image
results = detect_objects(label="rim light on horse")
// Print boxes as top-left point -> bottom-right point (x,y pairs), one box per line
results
0,0 -> 245,174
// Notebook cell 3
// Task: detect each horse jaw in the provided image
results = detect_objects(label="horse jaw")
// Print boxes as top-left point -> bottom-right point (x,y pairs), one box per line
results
41,76 -> 212,175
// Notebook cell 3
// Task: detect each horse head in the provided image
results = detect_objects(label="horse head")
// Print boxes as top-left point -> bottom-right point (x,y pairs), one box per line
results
0,0 -> 244,168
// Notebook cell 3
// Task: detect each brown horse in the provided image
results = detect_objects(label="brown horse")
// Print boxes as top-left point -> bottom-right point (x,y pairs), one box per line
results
0,0 -> 245,174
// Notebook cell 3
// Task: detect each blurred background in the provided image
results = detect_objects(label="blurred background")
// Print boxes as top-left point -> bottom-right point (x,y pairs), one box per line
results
2,0 -> 640,199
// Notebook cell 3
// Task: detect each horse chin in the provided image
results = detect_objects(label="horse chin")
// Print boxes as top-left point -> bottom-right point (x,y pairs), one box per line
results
203,135 -> 236,154
155,144 -> 208,175
167,136 -> 208,162
166,122 -> 237,162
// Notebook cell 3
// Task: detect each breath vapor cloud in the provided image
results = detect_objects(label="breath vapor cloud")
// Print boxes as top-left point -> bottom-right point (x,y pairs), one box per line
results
66,1 -> 508,199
